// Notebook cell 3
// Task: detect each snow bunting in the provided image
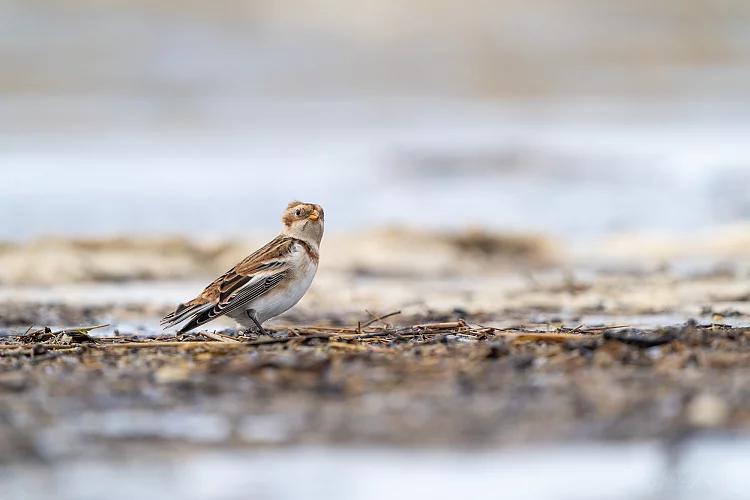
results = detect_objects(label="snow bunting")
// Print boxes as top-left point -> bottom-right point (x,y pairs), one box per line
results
161,201 -> 324,334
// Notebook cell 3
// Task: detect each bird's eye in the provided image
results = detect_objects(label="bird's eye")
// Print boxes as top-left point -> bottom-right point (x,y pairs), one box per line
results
295,209 -> 302,217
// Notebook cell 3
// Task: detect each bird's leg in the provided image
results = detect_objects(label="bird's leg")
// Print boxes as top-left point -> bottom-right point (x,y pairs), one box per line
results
246,309 -> 268,336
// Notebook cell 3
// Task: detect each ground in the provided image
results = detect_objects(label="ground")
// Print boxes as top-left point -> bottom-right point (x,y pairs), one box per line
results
1,231 -> 750,474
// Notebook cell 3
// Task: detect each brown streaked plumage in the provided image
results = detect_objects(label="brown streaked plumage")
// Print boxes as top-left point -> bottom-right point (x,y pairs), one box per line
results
161,201 -> 324,334
295,239 -> 319,266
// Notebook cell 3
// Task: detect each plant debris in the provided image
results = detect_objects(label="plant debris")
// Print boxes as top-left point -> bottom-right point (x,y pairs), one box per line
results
0,318 -> 748,463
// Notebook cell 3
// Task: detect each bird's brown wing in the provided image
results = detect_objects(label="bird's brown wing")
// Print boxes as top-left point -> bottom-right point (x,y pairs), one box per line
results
160,236 -> 297,333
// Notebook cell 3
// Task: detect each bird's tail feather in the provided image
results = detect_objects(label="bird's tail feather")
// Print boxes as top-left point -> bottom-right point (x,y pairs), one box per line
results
160,299 -> 214,332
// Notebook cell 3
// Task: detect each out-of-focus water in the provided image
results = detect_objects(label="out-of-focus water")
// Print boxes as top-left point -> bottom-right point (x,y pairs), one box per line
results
3,102 -> 750,242
3,2 -> 750,242
2,438 -> 749,500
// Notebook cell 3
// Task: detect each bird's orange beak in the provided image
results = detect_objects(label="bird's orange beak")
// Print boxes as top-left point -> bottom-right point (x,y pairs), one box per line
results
308,210 -> 319,221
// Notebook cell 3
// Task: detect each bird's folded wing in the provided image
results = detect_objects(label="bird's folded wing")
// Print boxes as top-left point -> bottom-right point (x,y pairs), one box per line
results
161,236 -> 296,332
186,269 -> 289,330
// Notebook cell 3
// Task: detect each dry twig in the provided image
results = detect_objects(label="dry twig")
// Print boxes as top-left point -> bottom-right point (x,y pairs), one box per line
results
361,310 -> 402,328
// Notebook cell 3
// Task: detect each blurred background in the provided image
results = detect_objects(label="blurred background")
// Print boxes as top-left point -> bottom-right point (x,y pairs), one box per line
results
2,2 -> 750,499
2,0 -> 750,243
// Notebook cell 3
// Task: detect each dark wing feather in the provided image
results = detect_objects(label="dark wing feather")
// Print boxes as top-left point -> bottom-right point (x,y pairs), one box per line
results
160,301 -> 210,328
178,270 -> 289,333
160,236 -> 297,333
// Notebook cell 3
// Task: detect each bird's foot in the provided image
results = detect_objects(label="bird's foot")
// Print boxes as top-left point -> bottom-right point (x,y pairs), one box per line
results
238,329 -> 259,340
246,309 -> 269,336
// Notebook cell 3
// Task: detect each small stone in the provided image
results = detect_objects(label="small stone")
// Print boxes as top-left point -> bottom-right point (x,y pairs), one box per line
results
31,344 -> 47,356
486,342 -> 509,359
646,346 -> 662,360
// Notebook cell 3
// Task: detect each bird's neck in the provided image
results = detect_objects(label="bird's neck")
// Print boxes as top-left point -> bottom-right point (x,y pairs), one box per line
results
281,229 -> 322,252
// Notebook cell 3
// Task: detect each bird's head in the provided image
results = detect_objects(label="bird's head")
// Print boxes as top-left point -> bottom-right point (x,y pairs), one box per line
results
281,201 -> 325,245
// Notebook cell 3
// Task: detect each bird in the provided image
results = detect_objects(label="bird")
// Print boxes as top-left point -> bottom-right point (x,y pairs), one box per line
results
161,201 -> 324,335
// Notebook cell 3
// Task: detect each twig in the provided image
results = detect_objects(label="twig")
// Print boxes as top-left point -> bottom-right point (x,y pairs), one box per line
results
337,331 -> 395,341
199,331 -> 241,343
414,321 -> 465,330
0,341 -> 228,350
23,328 -> 49,337
570,325 -> 631,332
361,310 -> 401,329
272,325 -> 359,333
326,341 -> 389,353
487,329 -> 603,343
52,324 -> 109,335
513,333 -> 601,343
96,341 -> 247,349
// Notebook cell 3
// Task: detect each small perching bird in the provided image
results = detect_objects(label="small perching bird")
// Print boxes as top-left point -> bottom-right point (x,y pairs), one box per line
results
161,201 -> 324,334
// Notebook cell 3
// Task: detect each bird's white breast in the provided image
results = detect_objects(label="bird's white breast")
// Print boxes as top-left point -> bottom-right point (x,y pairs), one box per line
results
248,242 -> 318,325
